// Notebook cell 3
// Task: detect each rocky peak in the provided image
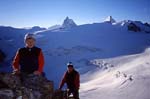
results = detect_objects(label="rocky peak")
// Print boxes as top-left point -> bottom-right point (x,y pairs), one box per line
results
104,16 -> 116,23
62,17 -> 77,28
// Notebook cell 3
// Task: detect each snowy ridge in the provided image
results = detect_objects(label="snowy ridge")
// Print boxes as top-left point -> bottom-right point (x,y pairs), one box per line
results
48,25 -> 61,30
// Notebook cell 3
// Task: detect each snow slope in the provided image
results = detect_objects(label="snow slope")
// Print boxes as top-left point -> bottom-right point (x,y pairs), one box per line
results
80,48 -> 150,99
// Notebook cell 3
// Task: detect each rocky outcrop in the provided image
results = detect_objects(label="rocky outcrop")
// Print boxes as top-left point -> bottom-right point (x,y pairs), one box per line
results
104,16 -> 116,23
62,17 -> 77,29
127,21 -> 150,33
144,23 -> 150,27
128,22 -> 141,32
0,72 -> 54,99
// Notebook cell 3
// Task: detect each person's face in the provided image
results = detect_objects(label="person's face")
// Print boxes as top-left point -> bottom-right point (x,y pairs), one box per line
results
25,38 -> 35,48
67,67 -> 73,73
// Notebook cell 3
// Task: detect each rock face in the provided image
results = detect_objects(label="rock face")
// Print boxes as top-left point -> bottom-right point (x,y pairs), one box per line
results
0,72 -> 54,99
144,23 -> 150,27
104,16 -> 116,23
128,22 -> 141,32
62,17 -> 77,29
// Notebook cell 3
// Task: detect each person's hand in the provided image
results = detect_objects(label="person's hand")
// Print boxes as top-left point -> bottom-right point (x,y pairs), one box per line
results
33,71 -> 41,75
12,69 -> 20,75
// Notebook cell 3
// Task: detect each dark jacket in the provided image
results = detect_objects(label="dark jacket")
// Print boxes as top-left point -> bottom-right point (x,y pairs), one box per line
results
13,46 -> 44,74
59,69 -> 80,90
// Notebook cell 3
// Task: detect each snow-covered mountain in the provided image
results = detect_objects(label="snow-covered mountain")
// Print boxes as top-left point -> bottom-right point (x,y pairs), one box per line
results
0,17 -> 150,99
46,17 -> 77,32
62,16 -> 77,28
104,16 -> 116,23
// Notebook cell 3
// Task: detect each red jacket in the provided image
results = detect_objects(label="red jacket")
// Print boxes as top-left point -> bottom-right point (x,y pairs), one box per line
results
12,47 -> 44,73
59,69 -> 80,90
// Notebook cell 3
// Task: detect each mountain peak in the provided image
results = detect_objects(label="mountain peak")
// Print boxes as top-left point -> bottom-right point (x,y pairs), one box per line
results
65,16 -> 69,20
104,16 -> 116,23
62,17 -> 77,28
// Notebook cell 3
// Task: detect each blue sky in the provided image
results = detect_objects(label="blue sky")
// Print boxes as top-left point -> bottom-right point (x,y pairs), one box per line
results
0,0 -> 149,28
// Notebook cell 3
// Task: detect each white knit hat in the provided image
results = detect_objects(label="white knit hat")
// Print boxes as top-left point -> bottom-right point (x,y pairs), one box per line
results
67,62 -> 74,67
24,33 -> 36,41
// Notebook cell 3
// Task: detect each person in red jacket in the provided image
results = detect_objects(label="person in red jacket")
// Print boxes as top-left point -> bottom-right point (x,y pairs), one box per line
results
59,62 -> 80,99
12,33 -> 44,77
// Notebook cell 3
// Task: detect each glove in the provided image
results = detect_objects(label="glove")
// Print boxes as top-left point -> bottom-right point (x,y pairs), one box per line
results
33,71 -> 41,75
12,69 -> 20,75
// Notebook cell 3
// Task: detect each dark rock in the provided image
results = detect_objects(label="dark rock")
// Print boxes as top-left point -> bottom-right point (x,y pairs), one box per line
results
0,89 -> 14,99
53,89 -> 67,99
128,22 -> 141,32
0,73 -> 54,99
144,23 -> 150,27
